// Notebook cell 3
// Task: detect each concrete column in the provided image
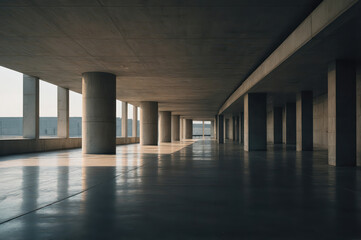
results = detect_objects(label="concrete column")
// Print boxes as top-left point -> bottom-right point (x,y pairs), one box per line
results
296,91 -> 313,151
282,103 -> 296,144
357,66 -> 361,166
159,111 -> 171,142
228,117 -> 234,140
57,87 -> 69,138
273,107 -> 283,144
132,106 -> 138,137
171,115 -> 180,141
217,115 -> 224,143
244,93 -> 267,151
140,101 -> 158,145
122,102 -> 128,137
235,116 -> 239,142
82,72 -> 116,154
328,61 -> 356,166
185,119 -> 193,139
239,112 -> 244,144
180,117 -> 184,140
23,75 -> 39,139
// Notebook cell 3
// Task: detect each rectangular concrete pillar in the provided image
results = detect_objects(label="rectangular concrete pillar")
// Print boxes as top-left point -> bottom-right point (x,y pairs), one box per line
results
57,87 -> 69,138
282,103 -> 296,144
274,107 -> 283,144
234,116 -> 239,142
357,66 -> 361,166
23,75 -> 39,139
122,102 -> 128,137
244,93 -> 267,151
328,61 -> 356,166
296,91 -> 313,151
239,112 -> 244,144
132,106 -> 138,137
217,115 -> 224,144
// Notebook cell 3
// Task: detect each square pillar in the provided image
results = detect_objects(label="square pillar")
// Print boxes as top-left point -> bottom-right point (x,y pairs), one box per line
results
217,114 -> 224,144
57,87 -> 69,138
282,102 -> 296,144
235,116 -> 239,142
239,112 -> 244,144
328,61 -> 356,166
244,93 -> 267,151
122,102 -> 128,137
357,66 -> 361,166
23,75 -> 39,139
296,91 -> 313,151
273,107 -> 283,144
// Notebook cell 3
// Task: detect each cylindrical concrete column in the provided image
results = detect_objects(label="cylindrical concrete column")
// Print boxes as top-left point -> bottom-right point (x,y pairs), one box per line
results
140,101 -> 158,145
122,102 -> 128,137
159,111 -> 171,142
23,75 -> 39,139
185,119 -> 193,139
58,87 -> 69,138
171,115 -> 180,142
82,72 -> 116,154
180,117 -> 184,140
132,106 -> 138,137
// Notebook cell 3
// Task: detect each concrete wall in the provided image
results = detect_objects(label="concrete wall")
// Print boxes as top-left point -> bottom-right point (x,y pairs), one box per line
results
0,137 -> 139,156
313,94 -> 328,149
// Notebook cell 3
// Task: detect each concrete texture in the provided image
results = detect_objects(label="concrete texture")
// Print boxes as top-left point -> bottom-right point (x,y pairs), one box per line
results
0,1 -> 322,119
217,115 -> 224,144
282,103 -> 296,145
244,93 -> 267,151
132,106 -> 138,137
274,107 -> 283,144
296,91 -> 313,151
313,94 -> 328,149
239,112 -> 244,144
57,87 -> 69,138
159,111 -> 171,143
2,141 -> 361,239
219,0 -> 358,114
226,117 -> 234,140
82,72 -> 116,154
328,61 -> 356,166
357,66 -> 361,166
234,116 -> 239,142
185,119 -> 193,139
122,102 -> 128,138
140,101 -> 158,145
23,75 -> 39,139
0,137 -> 139,156
171,115 -> 180,142
180,117 -> 184,140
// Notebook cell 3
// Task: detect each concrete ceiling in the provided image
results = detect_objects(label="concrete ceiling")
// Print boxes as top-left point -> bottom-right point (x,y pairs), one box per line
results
0,0 -> 321,118
222,1 -> 361,115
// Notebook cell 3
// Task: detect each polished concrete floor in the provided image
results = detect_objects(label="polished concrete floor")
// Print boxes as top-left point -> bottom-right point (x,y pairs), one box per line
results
0,140 -> 360,239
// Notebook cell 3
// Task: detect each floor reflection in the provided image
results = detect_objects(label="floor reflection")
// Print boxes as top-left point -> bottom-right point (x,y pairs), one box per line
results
0,140 -> 360,239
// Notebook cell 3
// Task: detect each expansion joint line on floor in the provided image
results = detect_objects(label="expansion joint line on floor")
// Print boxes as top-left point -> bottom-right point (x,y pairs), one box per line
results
0,162 -> 149,226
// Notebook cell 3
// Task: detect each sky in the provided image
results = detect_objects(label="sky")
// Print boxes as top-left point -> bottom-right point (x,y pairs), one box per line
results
0,66 -> 134,118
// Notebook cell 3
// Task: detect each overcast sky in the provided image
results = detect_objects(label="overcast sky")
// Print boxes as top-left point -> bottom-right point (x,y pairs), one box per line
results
0,66 -> 134,118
